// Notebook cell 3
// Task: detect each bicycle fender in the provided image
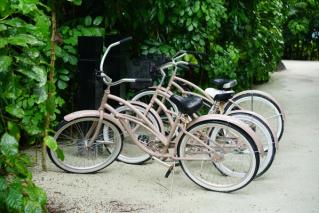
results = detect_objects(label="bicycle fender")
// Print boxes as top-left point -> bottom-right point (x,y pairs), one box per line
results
227,110 -> 278,150
64,110 -> 125,133
187,114 -> 264,156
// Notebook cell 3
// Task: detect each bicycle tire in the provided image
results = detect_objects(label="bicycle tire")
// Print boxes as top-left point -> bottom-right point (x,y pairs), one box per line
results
47,117 -> 123,173
177,119 -> 259,192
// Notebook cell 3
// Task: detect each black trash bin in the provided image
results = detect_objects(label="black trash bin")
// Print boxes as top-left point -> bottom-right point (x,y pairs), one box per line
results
76,36 -> 104,110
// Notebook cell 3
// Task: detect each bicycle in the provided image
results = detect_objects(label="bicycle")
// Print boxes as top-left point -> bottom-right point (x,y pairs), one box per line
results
122,52 -> 276,177
47,37 -> 264,192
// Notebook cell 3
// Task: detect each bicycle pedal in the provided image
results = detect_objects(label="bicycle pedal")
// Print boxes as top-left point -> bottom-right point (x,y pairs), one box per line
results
164,165 -> 174,178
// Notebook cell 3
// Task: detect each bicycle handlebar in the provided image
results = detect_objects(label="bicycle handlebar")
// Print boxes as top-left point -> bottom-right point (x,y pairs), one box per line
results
119,36 -> 133,44
96,71 -> 152,86
97,37 -> 199,87
99,36 -> 132,72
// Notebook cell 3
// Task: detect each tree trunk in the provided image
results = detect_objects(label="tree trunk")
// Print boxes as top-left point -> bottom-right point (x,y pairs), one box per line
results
42,1 -> 56,171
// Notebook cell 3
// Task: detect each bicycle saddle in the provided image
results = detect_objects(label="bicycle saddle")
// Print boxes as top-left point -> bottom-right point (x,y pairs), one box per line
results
205,88 -> 235,101
169,95 -> 202,115
212,78 -> 237,90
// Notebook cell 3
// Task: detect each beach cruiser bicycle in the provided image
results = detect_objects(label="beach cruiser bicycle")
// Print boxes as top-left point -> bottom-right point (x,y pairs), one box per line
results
118,51 -> 277,178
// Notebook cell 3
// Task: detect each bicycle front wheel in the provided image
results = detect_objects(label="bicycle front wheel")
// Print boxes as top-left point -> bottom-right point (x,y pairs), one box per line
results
112,104 -> 162,165
48,117 -> 123,173
226,111 -> 276,178
177,120 -> 259,192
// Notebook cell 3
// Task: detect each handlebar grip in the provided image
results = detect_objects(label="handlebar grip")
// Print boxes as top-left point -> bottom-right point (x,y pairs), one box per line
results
177,63 -> 199,70
177,64 -> 190,71
188,63 -> 200,68
95,70 -> 103,78
186,51 -> 206,56
135,78 -> 152,83
119,36 -> 133,44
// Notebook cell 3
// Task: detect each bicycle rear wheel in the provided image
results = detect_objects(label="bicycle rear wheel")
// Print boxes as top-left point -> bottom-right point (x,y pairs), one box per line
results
224,91 -> 284,141
177,120 -> 259,192
47,117 -> 123,173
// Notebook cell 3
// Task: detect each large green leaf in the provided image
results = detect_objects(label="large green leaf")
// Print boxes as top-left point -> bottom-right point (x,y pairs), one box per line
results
24,201 -> 42,213
56,147 -> 65,161
93,16 -> 103,26
57,80 -> 68,89
2,17 -> 25,27
34,13 -> 50,38
44,136 -> 57,151
14,0 -> 38,14
0,56 -> 12,73
8,121 -> 21,141
27,49 -> 40,58
5,105 -> 25,118
84,16 -> 92,26
59,75 -> 70,81
6,181 -> 23,211
0,23 -> 7,31
67,0 -> 82,6
2,78 -> 23,99
31,66 -> 47,87
0,176 -> 7,191
0,0 -> 8,13
0,38 -> 8,48
13,158 -> 30,178
18,66 -> 47,87
0,133 -> 19,157
33,86 -> 48,103
8,34 -> 44,47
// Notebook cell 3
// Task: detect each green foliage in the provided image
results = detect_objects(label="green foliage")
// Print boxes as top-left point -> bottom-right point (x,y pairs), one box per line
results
226,0 -> 285,86
54,15 -> 104,114
0,0 -> 62,211
0,133 -> 47,212
99,0 -> 285,89
283,0 -> 319,60
0,0 -> 52,140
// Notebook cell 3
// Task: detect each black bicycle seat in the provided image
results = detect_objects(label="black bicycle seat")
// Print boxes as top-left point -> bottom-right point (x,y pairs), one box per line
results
169,95 -> 202,115
211,78 -> 237,90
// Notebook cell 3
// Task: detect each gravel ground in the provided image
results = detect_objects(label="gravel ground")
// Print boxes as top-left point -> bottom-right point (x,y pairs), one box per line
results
31,60 -> 319,213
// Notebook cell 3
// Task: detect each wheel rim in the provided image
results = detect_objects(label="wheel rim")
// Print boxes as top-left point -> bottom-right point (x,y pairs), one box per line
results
51,117 -> 122,173
178,122 -> 257,192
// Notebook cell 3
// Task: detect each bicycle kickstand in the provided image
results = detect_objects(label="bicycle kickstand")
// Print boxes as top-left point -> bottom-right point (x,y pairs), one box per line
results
164,162 -> 177,198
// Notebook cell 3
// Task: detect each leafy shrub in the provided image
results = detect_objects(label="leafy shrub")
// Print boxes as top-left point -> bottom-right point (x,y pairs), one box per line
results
0,0 -> 54,210
0,133 -> 47,212
97,0 -> 285,89
283,0 -> 319,60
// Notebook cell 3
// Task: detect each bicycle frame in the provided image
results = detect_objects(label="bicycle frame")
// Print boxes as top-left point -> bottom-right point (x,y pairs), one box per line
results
92,85 -> 234,161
